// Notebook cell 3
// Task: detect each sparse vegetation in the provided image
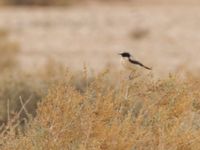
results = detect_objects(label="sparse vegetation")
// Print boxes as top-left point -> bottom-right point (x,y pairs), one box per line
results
0,28 -> 47,132
0,67 -> 199,149
0,2 -> 199,149
0,31 -> 199,149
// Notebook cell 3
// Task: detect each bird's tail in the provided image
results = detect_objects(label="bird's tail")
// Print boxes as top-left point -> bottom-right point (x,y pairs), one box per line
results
143,65 -> 152,70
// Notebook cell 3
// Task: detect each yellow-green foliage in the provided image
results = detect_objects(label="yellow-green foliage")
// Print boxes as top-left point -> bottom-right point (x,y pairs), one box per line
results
0,69 -> 200,150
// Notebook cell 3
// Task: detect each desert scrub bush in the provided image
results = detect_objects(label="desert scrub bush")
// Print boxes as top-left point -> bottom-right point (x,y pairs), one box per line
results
0,59 -> 79,127
1,70 -> 200,150
0,28 -> 46,127
0,28 -> 19,72
0,59 -> 69,130
0,72 -> 48,125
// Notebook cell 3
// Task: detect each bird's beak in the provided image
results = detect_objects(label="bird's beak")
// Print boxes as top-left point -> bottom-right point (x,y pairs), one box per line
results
118,53 -> 121,55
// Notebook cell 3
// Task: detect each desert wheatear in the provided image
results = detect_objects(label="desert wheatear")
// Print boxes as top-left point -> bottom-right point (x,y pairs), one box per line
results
119,52 -> 151,79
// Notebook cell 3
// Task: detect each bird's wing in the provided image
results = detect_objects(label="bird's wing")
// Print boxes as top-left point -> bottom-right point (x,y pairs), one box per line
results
129,58 -> 152,70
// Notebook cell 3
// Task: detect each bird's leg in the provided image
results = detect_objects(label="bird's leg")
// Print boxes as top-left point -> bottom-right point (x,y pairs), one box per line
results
125,84 -> 130,100
126,71 -> 134,100
129,71 -> 134,80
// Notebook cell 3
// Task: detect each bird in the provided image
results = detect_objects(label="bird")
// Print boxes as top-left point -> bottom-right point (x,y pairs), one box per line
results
119,52 -> 151,79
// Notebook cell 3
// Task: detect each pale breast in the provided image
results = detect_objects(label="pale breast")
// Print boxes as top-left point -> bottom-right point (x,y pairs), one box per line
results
120,57 -> 137,71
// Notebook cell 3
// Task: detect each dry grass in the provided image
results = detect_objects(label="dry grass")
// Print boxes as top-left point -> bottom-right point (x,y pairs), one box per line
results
0,67 -> 199,150
0,28 -> 48,132
0,27 -> 200,150
0,3 -> 200,149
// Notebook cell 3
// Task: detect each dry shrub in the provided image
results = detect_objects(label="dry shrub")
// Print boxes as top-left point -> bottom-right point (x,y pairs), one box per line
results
0,28 -> 45,128
0,69 -> 200,150
0,59 -> 69,130
0,72 -> 48,124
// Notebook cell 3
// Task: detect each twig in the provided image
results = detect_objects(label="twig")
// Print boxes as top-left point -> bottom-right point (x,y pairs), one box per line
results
1,95 -> 32,136
19,96 -> 32,119
7,99 -> 10,125
125,84 -> 130,100
83,120 -> 92,150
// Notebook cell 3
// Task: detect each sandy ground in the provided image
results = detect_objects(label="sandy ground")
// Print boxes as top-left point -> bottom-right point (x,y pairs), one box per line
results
0,5 -> 200,77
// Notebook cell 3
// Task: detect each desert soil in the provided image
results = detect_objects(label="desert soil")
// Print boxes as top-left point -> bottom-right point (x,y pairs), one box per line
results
0,4 -> 200,77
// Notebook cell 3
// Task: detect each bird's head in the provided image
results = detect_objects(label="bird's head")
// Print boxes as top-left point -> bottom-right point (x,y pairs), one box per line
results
118,52 -> 131,58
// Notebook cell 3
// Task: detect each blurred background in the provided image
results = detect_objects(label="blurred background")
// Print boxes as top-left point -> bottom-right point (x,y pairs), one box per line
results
1,1 -> 200,148
0,0 -> 200,77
